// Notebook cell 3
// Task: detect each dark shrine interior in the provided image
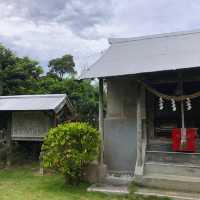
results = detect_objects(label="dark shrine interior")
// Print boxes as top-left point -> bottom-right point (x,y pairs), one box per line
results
154,81 -> 200,139
145,68 -> 200,140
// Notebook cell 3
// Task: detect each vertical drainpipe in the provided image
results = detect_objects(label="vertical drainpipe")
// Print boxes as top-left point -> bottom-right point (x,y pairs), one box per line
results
99,78 -> 104,166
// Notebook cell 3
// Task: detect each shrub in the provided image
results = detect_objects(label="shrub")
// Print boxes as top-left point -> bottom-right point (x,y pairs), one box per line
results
42,122 -> 100,185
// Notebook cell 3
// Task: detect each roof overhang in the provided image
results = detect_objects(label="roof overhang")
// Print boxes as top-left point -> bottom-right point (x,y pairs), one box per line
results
0,94 -> 74,114
80,29 -> 200,79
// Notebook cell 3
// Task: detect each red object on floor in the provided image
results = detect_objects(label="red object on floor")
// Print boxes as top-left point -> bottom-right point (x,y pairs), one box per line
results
172,128 -> 197,152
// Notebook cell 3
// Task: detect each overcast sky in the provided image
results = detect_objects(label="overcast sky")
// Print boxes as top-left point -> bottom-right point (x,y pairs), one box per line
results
1,0 -> 200,73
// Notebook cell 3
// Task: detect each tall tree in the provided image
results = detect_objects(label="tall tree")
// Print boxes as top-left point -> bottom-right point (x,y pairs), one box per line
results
48,54 -> 75,79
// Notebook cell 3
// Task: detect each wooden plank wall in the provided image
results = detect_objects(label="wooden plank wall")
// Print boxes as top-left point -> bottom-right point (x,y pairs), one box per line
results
11,111 -> 52,140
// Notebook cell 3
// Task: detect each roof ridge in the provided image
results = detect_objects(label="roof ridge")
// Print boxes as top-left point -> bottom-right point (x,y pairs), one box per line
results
109,29 -> 200,44
0,94 -> 66,99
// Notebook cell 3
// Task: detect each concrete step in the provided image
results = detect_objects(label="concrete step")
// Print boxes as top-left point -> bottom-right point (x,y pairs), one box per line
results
138,173 -> 200,193
147,143 -> 173,152
135,187 -> 200,200
146,151 -> 200,164
144,162 -> 200,177
147,141 -> 200,152
87,184 -> 129,195
103,174 -> 133,186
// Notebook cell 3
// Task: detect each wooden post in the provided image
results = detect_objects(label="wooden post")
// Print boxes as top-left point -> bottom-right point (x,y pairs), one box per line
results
39,150 -> 44,175
136,83 -> 142,166
148,93 -> 155,138
178,79 -> 186,146
99,78 -> 104,165
181,100 -> 185,130
181,99 -> 187,146
134,83 -> 144,177
0,72 -> 2,95
53,112 -> 57,127
6,112 -> 12,167
97,78 -> 107,181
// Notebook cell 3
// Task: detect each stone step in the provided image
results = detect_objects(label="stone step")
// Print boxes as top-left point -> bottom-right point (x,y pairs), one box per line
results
138,173 -> 200,193
146,151 -> 200,164
135,187 -> 200,200
144,162 -> 200,177
147,143 -> 173,151
147,142 -> 200,152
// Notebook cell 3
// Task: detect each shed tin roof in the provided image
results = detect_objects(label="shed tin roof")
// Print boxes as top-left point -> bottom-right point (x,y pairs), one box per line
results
0,94 -> 73,113
81,29 -> 200,79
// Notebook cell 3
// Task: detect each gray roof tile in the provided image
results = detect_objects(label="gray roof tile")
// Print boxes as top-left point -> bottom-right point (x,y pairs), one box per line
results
81,29 -> 200,79
0,94 -> 72,113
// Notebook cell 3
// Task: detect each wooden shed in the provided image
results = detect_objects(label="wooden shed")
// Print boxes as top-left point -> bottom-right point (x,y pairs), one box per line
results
0,94 -> 74,142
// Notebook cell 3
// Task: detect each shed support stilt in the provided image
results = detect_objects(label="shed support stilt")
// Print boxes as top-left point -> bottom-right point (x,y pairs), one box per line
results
6,135 -> 12,166
39,151 -> 44,175
6,113 -> 12,166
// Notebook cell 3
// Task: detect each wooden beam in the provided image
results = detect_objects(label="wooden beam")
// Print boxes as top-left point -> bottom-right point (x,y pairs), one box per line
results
145,75 -> 200,84
99,78 -> 104,165
12,137 -> 44,141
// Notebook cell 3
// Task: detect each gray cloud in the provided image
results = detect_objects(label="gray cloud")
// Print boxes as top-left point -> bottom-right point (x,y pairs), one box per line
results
1,0 -> 200,73
3,0 -> 114,39
4,0 -> 66,21
57,0 -> 114,38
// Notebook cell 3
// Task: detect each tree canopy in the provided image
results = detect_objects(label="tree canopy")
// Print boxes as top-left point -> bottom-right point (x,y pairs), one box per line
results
2,57 -> 43,95
48,54 -> 75,79
39,75 -> 99,125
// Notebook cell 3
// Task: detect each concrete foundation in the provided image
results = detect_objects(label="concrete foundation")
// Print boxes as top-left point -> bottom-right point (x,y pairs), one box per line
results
83,162 -> 107,183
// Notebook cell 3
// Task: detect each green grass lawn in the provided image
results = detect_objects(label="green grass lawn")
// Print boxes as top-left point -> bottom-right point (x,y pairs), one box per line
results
0,164 -> 169,200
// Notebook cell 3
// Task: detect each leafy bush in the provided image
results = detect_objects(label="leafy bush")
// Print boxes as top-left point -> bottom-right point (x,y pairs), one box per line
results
42,122 -> 100,185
